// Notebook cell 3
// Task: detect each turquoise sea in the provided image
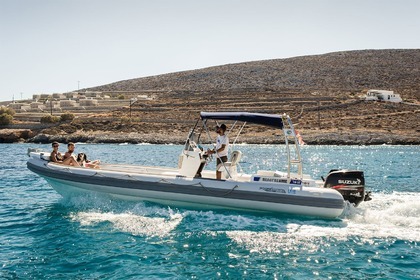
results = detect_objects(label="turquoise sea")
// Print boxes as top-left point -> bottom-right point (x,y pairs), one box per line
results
1,143 -> 419,279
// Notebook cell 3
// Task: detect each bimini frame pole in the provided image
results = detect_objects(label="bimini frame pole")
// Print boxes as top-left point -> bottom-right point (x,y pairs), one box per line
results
281,114 -> 303,186
231,122 -> 246,147
202,119 -> 212,147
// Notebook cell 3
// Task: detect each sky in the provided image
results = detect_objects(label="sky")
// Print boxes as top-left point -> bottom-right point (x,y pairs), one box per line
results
1,0 -> 419,102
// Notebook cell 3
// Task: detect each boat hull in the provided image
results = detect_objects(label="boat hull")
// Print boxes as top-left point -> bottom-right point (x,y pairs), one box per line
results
27,158 -> 345,218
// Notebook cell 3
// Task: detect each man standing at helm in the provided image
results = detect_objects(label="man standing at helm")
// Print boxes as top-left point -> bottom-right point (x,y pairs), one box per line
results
207,124 -> 229,180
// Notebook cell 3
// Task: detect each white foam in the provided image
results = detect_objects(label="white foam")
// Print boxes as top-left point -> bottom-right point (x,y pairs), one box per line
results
342,191 -> 420,241
226,230 -> 315,254
66,200 -> 184,237
70,211 -> 183,237
65,189 -> 419,244
225,192 -> 420,253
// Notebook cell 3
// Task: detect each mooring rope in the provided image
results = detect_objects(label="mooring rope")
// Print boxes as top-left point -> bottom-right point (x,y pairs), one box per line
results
158,178 -> 174,184
198,182 -> 239,197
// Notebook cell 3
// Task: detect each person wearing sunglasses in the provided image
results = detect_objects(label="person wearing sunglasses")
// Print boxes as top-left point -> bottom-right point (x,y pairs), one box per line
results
50,142 -> 80,166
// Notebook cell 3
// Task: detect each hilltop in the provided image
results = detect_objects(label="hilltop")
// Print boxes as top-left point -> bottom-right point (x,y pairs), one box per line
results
88,49 -> 419,100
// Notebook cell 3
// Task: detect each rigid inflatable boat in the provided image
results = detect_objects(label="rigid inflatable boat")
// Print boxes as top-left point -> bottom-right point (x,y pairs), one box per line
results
27,112 -> 371,218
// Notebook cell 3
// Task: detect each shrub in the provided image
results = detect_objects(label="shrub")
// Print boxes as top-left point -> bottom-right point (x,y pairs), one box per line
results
60,112 -> 75,122
0,106 -> 15,125
120,116 -> 130,123
40,115 -> 60,123
0,113 -> 13,125
117,94 -> 125,100
0,107 -> 15,116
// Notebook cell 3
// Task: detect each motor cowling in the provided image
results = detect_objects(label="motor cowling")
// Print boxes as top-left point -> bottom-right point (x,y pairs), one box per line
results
323,170 -> 371,206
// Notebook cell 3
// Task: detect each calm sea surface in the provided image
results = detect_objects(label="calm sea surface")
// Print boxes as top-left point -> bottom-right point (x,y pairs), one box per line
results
0,143 -> 419,279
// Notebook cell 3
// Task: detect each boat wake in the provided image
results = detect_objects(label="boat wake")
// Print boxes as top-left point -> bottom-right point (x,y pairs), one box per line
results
70,211 -> 183,238
225,191 -> 420,254
341,191 -> 420,240
61,191 -> 419,244
62,194 -> 183,238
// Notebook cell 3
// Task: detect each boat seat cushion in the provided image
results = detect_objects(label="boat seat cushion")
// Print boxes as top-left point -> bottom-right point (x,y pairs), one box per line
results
217,151 -> 242,173
229,150 -> 242,165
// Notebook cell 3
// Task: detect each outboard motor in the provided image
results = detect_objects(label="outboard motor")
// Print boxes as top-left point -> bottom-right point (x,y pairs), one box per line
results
323,170 -> 371,206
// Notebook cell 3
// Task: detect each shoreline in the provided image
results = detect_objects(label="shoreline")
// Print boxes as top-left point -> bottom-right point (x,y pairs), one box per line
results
1,129 -> 419,145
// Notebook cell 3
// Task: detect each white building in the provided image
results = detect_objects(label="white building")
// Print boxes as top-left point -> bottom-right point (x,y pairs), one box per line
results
365,90 -> 402,103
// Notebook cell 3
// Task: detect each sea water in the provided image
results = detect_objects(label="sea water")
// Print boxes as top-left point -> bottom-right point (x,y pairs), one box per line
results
0,143 -> 419,279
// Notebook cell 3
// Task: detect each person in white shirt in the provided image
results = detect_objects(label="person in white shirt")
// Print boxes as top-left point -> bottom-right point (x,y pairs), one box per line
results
207,124 -> 229,180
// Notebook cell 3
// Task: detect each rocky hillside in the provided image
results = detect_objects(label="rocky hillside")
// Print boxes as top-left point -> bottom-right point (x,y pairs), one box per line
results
88,49 -> 420,100
2,49 -> 419,144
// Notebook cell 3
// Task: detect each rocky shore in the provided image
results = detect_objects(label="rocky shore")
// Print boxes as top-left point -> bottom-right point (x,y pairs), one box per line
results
1,128 -> 418,145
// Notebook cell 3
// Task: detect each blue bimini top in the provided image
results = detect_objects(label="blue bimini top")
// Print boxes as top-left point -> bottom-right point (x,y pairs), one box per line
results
200,112 -> 284,129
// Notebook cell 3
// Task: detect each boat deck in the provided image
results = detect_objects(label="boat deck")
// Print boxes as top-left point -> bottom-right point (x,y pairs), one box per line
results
100,164 -> 180,177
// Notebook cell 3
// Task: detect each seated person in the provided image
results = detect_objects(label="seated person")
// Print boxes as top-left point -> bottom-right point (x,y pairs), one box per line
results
76,153 -> 100,169
63,142 -> 76,160
50,142 -> 80,166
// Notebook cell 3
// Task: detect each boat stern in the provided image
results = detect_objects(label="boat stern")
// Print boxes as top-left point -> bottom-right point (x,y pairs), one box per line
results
323,170 -> 371,206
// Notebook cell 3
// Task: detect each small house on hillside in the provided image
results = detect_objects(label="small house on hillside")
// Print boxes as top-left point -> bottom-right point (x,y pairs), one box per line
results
365,90 -> 402,103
